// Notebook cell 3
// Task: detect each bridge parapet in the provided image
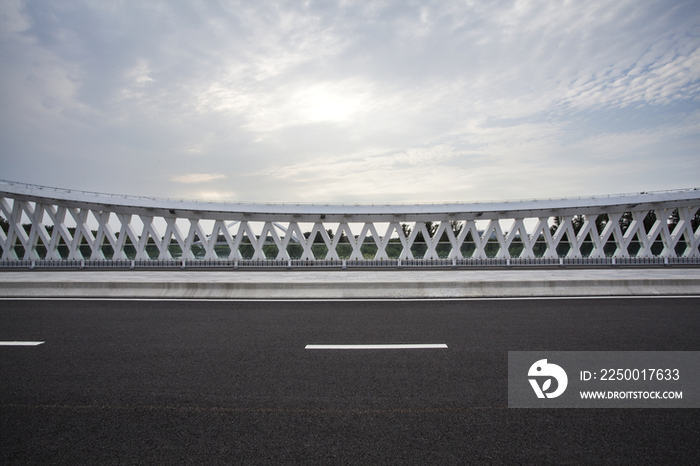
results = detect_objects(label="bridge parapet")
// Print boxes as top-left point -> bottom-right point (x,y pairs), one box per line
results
1,180 -> 699,268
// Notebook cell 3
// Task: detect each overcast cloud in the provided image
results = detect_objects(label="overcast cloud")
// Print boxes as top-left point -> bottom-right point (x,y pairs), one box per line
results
1,0 -> 698,203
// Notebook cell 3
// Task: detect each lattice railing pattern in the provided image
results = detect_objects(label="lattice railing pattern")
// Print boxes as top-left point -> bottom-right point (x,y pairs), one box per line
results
1,182 -> 699,267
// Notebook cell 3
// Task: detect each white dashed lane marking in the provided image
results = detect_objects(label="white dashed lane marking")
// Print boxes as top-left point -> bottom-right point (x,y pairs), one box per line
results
305,344 -> 448,350
0,341 -> 45,346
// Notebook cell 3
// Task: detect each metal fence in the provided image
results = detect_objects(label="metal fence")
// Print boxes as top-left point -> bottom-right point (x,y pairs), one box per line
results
1,180 -> 699,269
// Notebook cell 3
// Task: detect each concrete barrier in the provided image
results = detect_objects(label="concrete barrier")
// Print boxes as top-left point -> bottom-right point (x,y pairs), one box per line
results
1,269 -> 700,299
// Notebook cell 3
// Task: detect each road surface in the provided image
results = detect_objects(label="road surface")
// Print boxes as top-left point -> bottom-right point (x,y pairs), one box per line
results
1,297 -> 699,464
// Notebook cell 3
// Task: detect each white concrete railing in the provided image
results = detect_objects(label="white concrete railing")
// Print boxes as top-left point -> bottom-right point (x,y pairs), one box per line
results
1,180 -> 699,269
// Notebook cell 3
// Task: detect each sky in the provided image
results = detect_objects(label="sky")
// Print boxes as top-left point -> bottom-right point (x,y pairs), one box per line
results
1,0 -> 699,204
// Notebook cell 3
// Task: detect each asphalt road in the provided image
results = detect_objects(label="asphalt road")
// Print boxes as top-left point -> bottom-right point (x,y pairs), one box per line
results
1,297 -> 699,465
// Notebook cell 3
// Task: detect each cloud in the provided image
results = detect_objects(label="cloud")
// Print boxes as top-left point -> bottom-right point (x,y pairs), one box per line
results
0,0 -> 698,203
171,174 -> 227,184
190,191 -> 236,201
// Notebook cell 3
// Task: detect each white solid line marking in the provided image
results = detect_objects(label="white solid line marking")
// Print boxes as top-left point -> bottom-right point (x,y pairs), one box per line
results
2,296 -> 699,302
0,341 -> 45,346
305,344 -> 448,350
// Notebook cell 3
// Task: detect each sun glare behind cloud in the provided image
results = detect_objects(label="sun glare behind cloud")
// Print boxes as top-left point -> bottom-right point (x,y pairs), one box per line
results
296,82 -> 367,124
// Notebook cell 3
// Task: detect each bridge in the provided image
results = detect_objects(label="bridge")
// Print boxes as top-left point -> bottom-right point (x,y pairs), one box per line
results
3,180 -> 700,465
1,180 -> 699,269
